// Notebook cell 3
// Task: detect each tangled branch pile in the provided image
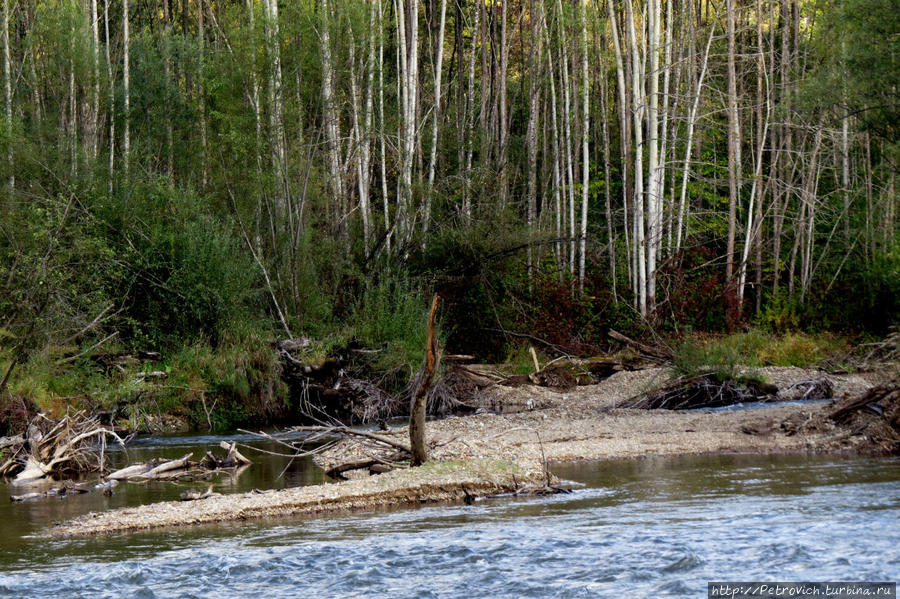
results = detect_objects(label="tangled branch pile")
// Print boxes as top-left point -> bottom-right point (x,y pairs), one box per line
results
0,412 -> 124,483
624,374 -> 777,410
823,382 -> 900,455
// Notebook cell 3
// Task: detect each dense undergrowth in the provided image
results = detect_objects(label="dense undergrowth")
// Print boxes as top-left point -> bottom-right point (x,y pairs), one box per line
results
2,186 -> 894,434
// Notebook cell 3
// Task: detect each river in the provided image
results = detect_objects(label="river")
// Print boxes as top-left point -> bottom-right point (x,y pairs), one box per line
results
0,435 -> 897,598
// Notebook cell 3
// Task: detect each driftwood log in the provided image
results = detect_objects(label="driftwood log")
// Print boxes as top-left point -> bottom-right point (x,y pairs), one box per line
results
0,412 -> 125,483
106,443 -> 253,483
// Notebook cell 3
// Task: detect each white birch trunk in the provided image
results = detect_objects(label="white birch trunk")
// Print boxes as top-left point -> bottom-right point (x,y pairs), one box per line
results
320,0 -> 346,241
3,0 -> 11,190
105,0 -> 114,195
526,0 -> 545,278
90,0 -> 100,164
123,0 -> 130,189
625,0 -> 646,315
578,0 -> 589,291
675,22 -> 714,251
377,0 -> 391,252
423,0 -> 447,239
463,1 -> 481,220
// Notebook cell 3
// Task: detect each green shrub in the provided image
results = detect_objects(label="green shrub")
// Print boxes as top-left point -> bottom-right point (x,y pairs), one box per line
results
347,275 -> 434,375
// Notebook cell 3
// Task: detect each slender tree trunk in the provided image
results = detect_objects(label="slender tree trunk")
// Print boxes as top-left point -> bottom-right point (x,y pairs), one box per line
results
396,0 -> 419,246
498,0 -> 509,208
162,0 -> 174,182
607,0 -> 630,292
578,0 -> 589,291
105,0 -> 114,196
554,0 -> 575,279
89,0 -> 100,165
320,0 -> 346,243
123,0 -> 131,192
265,0 -> 287,220
378,0 -> 391,253
599,33 -> 616,302
423,0 -> 447,240
725,0 -> 740,285
463,1 -> 481,220
546,24 -> 564,277
3,0 -> 12,191
526,0 -> 544,279
199,0 -> 209,188
625,0 -> 646,315
645,0 -> 662,310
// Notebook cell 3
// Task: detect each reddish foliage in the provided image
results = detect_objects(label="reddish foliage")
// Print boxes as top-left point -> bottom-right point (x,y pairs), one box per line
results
656,243 -> 746,331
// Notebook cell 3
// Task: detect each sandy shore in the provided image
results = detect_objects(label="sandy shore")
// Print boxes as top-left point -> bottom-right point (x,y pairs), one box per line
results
49,366 -> 892,537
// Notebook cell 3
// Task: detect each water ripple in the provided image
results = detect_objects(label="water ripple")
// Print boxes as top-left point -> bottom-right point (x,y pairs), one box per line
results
0,455 -> 897,598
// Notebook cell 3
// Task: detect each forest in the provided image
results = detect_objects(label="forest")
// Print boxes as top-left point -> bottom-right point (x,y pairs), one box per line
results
0,0 -> 897,431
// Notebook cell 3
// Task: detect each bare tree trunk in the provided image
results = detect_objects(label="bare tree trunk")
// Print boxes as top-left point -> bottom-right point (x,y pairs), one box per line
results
799,122 -> 824,300
123,0 -> 130,192
725,0 -> 740,285
554,0 -> 575,279
526,0 -> 544,279
463,1 -> 481,220
578,0 -> 589,291
600,60 -> 616,302
89,0 -> 100,165
645,0 -> 662,310
68,38 -> 77,178
409,295 -> 440,466
162,0 -> 174,182
498,0 -> 509,208
378,0 -> 391,253
607,0 -> 629,295
841,89 -> 851,243
738,93 -> 770,307
546,27 -> 564,277
423,0 -> 447,240
197,0 -> 208,187
396,0 -> 419,247
320,0 -> 346,243
3,0 -> 11,191
264,0 -> 287,219
625,0 -> 646,315
773,0 -> 792,294
105,0 -> 114,196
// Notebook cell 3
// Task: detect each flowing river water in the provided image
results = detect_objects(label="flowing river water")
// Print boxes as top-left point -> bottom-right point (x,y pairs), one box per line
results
0,433 -> 897,598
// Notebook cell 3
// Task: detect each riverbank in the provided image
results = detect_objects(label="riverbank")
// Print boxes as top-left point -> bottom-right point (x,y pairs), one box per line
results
49,365 -> 896,537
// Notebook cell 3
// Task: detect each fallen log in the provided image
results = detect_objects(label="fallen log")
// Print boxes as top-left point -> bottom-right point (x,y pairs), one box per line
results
138,453 -> 194,479
608,329 -> 674,360
107,461 -> 158,481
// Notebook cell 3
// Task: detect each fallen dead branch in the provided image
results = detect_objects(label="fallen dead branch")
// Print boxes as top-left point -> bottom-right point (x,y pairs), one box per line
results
608,329 -> 674,360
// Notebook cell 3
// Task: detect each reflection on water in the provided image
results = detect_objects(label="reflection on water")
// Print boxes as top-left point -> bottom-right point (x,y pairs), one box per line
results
1,452 -> 898,598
